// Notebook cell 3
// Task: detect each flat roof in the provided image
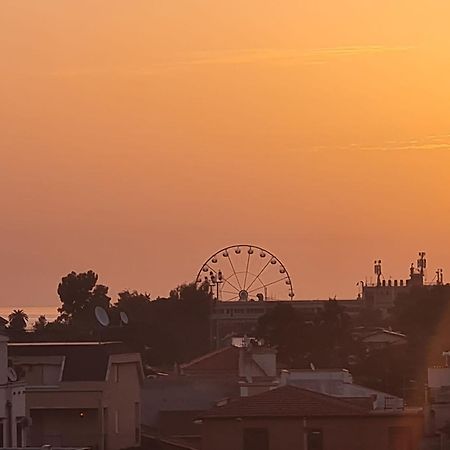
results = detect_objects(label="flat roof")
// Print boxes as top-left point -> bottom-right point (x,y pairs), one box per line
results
9,341 -> 122,347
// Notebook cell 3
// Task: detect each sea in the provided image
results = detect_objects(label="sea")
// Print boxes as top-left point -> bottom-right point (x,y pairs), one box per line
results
0,306 -> 59,328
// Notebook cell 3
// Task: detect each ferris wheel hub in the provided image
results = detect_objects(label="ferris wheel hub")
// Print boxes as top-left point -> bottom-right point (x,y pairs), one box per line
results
238,290 -> 249,301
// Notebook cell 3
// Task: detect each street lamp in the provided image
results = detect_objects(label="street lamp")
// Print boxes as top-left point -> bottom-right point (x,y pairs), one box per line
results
208,270 -> 223,300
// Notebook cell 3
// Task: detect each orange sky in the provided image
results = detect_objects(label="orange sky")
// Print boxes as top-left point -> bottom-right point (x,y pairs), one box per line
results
2,1 -> 450,306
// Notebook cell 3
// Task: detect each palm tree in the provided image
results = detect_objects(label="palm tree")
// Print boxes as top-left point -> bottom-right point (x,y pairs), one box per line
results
8,309 -> 29,331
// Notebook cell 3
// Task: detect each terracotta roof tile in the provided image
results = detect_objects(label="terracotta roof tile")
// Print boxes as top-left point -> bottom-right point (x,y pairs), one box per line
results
181,346 -> 239,375
202,385 -> 369,418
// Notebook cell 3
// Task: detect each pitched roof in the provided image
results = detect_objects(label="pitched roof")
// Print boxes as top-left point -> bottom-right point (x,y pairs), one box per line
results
181,346 -> 240,375
202,385 -> 369,419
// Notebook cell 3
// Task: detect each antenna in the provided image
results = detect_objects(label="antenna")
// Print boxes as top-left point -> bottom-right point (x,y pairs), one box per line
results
417,252 -> 427,276
94,306 -> 110,327
119,311 -> 129,326
374,260 -> 382,286
437,269 -> 444,285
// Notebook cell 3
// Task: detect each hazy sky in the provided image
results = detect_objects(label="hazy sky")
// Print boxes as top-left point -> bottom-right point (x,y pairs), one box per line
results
2,1 -> 450,307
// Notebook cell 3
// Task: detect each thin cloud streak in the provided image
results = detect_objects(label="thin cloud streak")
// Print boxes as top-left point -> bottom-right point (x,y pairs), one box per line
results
39,44 -> 415,78
308,134 -> 450,154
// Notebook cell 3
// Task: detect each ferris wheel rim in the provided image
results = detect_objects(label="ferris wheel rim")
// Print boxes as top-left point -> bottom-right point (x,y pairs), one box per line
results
195,244 -> 295,300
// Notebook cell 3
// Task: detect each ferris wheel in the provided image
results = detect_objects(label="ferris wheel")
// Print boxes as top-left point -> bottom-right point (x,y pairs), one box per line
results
195,245 -> 294,301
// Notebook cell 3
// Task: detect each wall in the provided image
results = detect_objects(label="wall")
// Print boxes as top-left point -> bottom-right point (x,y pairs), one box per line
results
14,350 -> 143,450
103,357 -> 142,450
29,408 -> 99,447
201,414 -> 424,450
428,367 -> 450,389
142,376 -> 239,429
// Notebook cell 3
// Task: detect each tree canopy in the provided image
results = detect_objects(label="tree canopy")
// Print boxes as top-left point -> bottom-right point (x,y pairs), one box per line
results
8,309 -> 28,331
57,270 -> 111,326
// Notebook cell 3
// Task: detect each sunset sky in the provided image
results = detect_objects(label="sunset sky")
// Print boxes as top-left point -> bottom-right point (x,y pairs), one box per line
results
2,1 -> 450,307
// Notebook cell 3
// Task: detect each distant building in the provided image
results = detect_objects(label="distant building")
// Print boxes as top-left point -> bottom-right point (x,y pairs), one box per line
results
143,340 -> 415,449
142,342 -> 278,448
210,299 -> 359,348
361,252 -> 447,315
352,328 -> 408,351
0,333 -> 27,447
426,360 -> 450,447
210,252 -> 447,346
280,368 -> 404,411
9,342 -> 143,450
200,385 -> 424,450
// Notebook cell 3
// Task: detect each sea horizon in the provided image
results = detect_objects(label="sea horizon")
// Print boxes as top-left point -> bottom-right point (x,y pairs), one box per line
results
0,306 -> 59,324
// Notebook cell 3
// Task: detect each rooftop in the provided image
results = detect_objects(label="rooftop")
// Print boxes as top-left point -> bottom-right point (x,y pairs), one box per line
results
181,346 -> 240,375
9,341 -> 134,382
9,341 -> 122,347
202,385 -> 370,419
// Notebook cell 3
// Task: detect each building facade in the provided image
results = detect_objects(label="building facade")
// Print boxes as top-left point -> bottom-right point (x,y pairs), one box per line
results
0,334 -> 27,447
9,342 -> 143,450
200,385 -> 424,450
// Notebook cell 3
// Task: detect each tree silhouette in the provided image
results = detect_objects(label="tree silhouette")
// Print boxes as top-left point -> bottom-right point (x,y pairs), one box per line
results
57,270 -> 111,326
115,290 -> 151,323
8,310 -> 28,331
33,315 -> 48,332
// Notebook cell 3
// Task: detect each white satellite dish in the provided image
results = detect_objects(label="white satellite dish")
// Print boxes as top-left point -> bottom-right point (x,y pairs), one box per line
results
94,306 -> 110,327
120,311 -> 129,325
8,367 -> 18,382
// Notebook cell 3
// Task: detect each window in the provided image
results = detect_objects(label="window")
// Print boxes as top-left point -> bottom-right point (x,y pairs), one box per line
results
16,421 -> 23,447
114,410 -> 120,434
389,427 -> 412,450
243,427 -> 268,450
134,402 -> 140,444
307,429 -> 323,450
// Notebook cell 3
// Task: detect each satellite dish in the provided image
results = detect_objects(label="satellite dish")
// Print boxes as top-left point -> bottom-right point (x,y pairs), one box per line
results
94,306 -> 110,327
120,311 -> 129,325
8,367 -> 18,382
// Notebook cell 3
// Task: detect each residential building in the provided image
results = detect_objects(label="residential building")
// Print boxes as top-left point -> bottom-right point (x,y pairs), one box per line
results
0,333 -> 27,447
8,341 -> 143,450
280,369 -> 404,411
352,328 -> 408,351
200,385 -> 424,450
427,363 -> 450,447
142,343 -> 278,448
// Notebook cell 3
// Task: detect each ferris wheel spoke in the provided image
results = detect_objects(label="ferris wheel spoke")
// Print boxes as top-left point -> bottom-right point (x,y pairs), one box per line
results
222,277 -> 240,293
246,276 -> 289,295
226,254 -> 242,290
243,249 -> 252,290
246,258 -> 272,291
204,264 -> 218,275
